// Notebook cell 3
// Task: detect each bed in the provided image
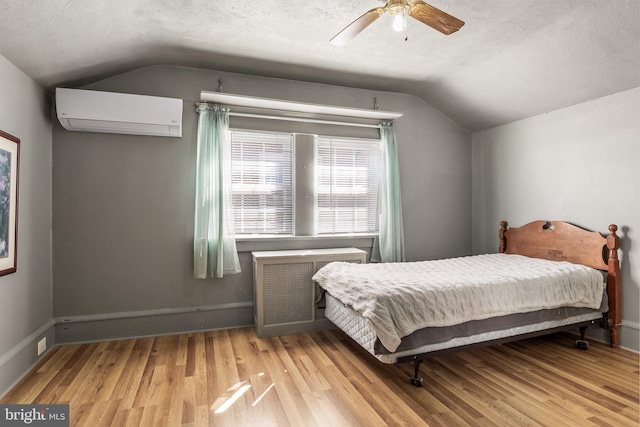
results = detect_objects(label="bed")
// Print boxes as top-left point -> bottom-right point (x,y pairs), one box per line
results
312,220 -> 621,386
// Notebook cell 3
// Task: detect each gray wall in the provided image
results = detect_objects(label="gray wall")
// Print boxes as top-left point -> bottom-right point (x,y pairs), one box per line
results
0,54 -> 54,396
52,65 -> 472,342
472,87 -> 640,351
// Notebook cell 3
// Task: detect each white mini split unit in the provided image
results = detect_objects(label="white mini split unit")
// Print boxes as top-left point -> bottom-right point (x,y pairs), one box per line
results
56,88 -> 183,137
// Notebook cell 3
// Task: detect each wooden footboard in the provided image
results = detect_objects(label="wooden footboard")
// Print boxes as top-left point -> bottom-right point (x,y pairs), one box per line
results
499,220 -> 621,347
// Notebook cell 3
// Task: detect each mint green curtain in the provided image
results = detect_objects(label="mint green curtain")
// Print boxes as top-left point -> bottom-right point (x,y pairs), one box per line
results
371,122 -> 405,263
193,104 -> 241,278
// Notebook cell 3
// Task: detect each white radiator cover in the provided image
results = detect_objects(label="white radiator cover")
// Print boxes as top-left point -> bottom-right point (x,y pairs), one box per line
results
252,248 -> 367,338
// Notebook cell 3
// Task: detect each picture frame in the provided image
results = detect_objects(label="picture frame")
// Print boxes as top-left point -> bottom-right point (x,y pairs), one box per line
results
0,130 -> 19,276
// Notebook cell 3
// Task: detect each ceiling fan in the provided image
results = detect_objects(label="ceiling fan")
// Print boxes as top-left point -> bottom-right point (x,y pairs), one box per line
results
330,0 -> 464,46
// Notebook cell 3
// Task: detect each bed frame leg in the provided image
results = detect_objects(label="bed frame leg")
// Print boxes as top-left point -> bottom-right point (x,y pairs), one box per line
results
610,328 -> 619,348
576,326 -> 589,350
410,358 -> 424,387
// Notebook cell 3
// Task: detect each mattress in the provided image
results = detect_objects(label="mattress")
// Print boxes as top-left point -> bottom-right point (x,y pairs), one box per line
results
314,253 -> 605,353
325,292 -> 605,364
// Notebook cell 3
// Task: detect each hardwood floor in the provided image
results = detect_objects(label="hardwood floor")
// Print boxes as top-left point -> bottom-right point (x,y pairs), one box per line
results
2,328 -> 638,426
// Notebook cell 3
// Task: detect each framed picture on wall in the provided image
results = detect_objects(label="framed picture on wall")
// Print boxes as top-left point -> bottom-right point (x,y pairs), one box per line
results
0,130 -> 19,276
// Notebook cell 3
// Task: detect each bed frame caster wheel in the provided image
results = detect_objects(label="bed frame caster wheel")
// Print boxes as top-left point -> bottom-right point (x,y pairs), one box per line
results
410,377 -> 424,387
576,340 -> 589,350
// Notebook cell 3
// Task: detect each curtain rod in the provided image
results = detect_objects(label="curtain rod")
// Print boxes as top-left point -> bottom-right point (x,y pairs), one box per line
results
195,102 -> 383,129
229,111 -> 381,129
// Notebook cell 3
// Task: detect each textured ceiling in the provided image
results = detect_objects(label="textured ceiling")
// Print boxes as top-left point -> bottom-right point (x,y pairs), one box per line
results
1,0 -> 638,131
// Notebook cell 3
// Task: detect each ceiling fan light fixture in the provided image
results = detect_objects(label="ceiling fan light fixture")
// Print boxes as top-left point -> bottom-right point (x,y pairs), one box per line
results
391,10 -> 406,32
388,2 -> 408,32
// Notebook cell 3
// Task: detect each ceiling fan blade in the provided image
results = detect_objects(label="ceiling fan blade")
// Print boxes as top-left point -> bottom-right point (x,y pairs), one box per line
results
330,7 -> 385,46
409,1 -> 464,35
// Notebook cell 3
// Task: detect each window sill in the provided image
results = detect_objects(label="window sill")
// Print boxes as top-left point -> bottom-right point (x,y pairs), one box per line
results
235,234 -> 376,253
235,233 -> 376,241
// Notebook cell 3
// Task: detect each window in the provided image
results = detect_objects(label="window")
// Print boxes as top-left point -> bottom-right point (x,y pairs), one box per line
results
315,137 -> 380,234
230,130 -> 293,234
230,129 -> 380,236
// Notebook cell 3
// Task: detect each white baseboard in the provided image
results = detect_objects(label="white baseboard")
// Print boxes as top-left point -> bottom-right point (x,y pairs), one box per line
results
54,302 -> 254,345
0,319 -> 56,399
622,320 -> 640,331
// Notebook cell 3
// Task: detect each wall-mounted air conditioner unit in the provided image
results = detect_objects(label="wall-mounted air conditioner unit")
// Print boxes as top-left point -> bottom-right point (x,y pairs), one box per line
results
55,88 -> 183,137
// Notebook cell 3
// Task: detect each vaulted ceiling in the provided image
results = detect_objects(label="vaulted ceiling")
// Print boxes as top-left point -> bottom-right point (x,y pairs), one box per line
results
1,0 -> 638,131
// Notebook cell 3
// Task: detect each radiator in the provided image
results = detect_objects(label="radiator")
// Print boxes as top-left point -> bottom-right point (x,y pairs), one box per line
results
252,247 -> 367,338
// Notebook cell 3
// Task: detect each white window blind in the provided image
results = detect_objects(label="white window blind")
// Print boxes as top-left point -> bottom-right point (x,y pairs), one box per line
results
230,130 -> 293,234
315,137 -> 380,235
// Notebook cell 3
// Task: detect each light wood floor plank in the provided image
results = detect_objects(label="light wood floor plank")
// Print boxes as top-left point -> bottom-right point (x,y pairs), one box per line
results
1,329 -> 638,426
119,338 -> 154,409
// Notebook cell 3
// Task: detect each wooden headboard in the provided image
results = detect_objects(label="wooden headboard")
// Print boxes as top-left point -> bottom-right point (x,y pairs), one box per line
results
498,220 -> 621,347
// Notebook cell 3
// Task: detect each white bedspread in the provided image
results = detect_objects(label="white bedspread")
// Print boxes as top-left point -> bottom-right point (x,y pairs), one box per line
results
312,254 -> 604,353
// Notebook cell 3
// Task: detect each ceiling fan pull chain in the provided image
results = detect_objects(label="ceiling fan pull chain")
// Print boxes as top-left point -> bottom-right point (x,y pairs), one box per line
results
404,7 -> 408,42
